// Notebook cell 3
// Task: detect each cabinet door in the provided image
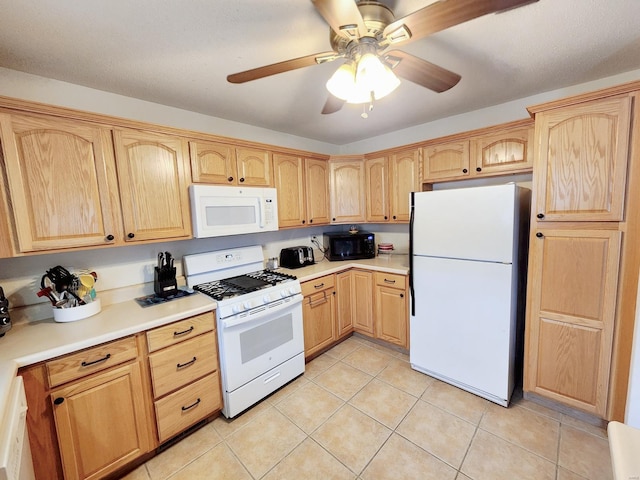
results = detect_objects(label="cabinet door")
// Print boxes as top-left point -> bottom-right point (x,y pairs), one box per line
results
335,271 -> 354,337
389,148 -> 419,222
423,141 -> 470,181
0,113 -> 122,251
365,156 -> 389,222
302,276 -> 336,358
329,158 -> 365,223
533,96 -> 631,222
189,140 -> 236,184
273,153 -> 306,227
471,126 -> 533,176
235,147 -> 272,186
524,229 -> 621,416
113,129 -> 192,242
374,273 -> 408,348
52,362 -> 152,480
304,158 -> 330,225
353,270 -> 374,335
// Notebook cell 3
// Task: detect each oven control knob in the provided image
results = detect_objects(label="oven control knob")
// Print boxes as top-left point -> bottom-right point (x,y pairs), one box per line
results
243,300 -> 252,310
263,294 -> 271,303
280,290 -> 288,298
232,304 -> 242,313
289,287 -> 297,295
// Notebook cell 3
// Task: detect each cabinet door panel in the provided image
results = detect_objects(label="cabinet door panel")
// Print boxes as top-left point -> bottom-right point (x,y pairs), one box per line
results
274,154 -> 306,227
114,129 -> 191,241
304,158 -> 330,225
423,141 -> 469,181
52,362 -> 152,480
534,96 -> 631,221
389,149 -> 419,222
235,147 -> 272,186
189,140 -> 235,184
0,113 -> 121,251
329,159 -> 365,223
525,229 -> 621,415
336,271 -> 354,337
472,126 -> 533,175
365,157 -> 389,222
353,270 -> 374,335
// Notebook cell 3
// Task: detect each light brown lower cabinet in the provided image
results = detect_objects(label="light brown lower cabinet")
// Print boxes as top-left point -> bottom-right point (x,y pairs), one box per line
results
301,274 -> 337,357
374,272 -> 409,349
20,312 -> 222,480
51,361 -> 153,480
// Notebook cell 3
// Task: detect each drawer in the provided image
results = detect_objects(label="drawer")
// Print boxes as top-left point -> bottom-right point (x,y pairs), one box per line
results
374,272 -> 406,289
147,312 -> 215,353
47,336 -> 138,388
149,332 -> 218,398
155,373 -> 221,443
301,274 -> 335,296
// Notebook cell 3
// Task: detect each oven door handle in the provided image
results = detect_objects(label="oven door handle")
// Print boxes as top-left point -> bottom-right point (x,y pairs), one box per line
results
221,294 -> 303,329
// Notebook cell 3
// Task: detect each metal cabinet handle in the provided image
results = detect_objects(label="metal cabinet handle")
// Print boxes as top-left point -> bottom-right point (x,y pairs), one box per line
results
537,213 -> 545,219
400,293 -> 404,298
462,168 -> 468,173
536,232 -> 544,238
106,234 -> 114,241
177,356 -> 197,369
227,176 -> 234,182
314,283 -> 325,289
127,232 -> 135,239
54,397 -> 65,405
384,278 -> 396,284
173,325 -> 194,337
81,353 -> 111,367
239,177 -> 245,183
181,398 -> 201,411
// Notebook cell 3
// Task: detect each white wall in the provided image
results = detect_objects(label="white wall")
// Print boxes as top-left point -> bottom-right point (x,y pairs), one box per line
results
626,280 -> 640,428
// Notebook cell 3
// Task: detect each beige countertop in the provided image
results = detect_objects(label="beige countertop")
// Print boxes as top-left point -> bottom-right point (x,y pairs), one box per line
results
0,254 -> 408,431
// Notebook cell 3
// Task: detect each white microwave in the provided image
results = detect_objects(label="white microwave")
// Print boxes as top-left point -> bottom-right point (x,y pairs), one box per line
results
189,185 -> 279,238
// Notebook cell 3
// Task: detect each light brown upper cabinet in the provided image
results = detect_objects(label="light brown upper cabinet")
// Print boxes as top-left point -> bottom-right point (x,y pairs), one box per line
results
189,140 -> 272,186
0,112 -> 123,252
113,129 -> 192,242
389,148 -> 420,222
329,156 -> 366,223
423,141 -> 470,181
365,156 -> 389,222
470,125 -> 533,176
273,154 -> 329,228
532,96 -> 631,222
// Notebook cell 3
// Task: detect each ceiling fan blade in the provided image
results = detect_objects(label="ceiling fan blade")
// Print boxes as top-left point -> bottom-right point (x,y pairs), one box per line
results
312,0 -> 368,39
227,51 -> 339,84
382,0 -> 538,47
385,50 -> 461,93
321,94 -> 345,114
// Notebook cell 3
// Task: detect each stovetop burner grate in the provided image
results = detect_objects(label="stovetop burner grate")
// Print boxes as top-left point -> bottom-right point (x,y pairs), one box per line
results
194,269 -> 297,301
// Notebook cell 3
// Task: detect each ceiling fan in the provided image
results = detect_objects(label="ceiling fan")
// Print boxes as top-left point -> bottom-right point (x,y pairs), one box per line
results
227,0 -> 538,115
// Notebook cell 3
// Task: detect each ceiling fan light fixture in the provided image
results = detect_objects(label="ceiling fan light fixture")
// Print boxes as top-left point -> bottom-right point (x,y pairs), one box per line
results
354,53 -> 400,101
326,61 -> 357,101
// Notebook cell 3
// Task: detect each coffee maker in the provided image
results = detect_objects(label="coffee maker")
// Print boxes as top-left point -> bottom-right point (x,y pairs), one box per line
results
0,286 -> 11,337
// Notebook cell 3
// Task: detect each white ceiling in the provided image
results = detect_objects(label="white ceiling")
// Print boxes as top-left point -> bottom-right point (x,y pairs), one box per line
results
1,1 -> 640,145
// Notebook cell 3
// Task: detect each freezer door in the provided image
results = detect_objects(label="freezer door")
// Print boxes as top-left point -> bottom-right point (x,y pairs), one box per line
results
410,255 -> 517,403
411,184 -> 518,263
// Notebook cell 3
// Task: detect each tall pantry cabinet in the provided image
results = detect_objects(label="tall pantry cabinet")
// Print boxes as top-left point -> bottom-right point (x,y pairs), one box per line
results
524,88 -> 640,420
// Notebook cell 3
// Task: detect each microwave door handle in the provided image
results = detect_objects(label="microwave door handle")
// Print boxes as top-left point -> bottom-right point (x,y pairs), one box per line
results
257,199 -> 265,228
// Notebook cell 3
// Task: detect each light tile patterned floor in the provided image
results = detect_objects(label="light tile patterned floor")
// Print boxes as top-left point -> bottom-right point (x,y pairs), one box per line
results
124,336 -> 613,480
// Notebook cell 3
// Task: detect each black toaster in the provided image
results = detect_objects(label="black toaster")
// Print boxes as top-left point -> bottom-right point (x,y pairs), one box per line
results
279,246 -> 314,269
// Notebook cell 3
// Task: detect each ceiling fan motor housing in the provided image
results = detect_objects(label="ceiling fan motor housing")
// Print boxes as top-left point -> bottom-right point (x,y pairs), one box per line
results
329,1 -> 394,57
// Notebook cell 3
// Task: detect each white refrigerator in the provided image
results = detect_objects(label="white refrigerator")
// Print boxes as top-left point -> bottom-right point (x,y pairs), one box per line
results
409,183 -> 530,406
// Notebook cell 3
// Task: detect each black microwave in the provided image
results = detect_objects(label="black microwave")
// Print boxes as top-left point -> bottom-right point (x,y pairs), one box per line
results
323,232 -> 375,261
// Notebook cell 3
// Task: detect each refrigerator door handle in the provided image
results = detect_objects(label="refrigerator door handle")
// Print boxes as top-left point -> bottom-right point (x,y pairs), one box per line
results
409,192 -> 416,316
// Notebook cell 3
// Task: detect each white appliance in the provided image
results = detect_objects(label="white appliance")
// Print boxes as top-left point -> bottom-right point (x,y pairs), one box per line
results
189,185 -> 278,238
409,183 -> 530,406
184,246 -> 304,418
0,376 -> 35,480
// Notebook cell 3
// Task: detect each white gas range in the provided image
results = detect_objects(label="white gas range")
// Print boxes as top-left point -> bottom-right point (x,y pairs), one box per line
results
183,246 -> 304,418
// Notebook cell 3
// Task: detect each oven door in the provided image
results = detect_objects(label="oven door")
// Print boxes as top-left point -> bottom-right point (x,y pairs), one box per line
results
217,295 -> 304,392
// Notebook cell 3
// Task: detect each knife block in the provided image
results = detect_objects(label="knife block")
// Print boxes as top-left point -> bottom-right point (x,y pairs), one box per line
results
154,266 -> 177,298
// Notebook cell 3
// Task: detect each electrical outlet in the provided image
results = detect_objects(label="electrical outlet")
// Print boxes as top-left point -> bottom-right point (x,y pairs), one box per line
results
311,235 -> 318,242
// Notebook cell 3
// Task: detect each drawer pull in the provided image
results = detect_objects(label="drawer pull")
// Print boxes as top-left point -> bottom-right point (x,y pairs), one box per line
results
181,398 -> 201,411
173,325 -> 195,337
176,356 -> 197,369
81,353 -> 111,367
314,283 -> 325,289
384,278 -> 396,284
